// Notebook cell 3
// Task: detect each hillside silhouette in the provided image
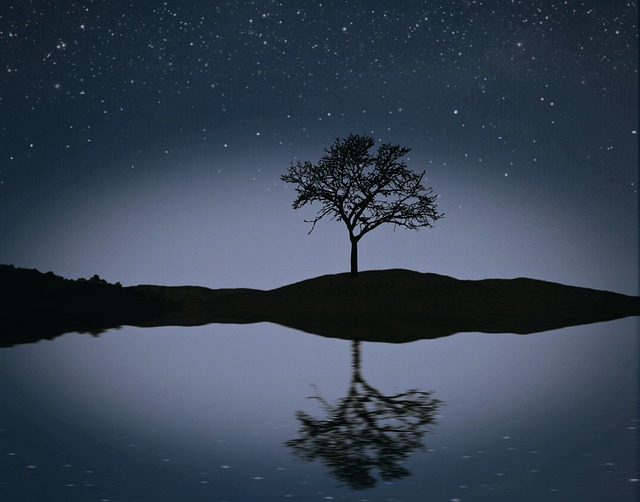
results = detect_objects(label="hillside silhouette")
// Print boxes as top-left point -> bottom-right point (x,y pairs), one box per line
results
1,265 -> 638,347
0,265 -> 172,345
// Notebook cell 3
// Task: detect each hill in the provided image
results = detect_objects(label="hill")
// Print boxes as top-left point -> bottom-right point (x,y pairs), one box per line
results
1,265 -> 638,347
0,265 -> 170,345
210,269 -> 640,342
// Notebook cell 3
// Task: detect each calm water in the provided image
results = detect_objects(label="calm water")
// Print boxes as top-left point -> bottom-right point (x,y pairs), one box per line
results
0,318 -> 637,501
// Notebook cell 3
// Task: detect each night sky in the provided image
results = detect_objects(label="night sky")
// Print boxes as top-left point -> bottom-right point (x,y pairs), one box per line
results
1,0 -> 637,294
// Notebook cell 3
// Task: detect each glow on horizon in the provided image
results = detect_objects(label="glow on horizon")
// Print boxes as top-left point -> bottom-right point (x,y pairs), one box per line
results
0,143 -> 636,294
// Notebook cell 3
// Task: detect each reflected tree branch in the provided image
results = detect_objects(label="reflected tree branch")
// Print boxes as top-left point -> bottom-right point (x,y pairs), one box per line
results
286,341 -> 443,490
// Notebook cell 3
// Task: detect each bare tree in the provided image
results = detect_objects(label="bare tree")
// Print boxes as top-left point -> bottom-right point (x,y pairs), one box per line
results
281,133 -> 443,277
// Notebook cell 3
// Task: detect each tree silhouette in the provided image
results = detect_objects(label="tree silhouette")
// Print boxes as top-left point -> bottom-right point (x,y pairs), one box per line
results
285,341 -> 442,490
281,133 -> 443,277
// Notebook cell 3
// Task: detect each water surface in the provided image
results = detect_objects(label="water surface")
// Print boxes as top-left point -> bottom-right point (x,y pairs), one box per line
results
0,318 -> 637,501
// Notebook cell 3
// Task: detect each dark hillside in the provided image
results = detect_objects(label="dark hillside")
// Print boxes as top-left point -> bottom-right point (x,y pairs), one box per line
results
1,266 -> 638,346
0,265 -> 171,345
215,270 -> 640,342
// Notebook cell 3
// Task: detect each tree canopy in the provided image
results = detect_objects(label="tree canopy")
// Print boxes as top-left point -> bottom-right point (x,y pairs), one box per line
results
281,133 -> 443,276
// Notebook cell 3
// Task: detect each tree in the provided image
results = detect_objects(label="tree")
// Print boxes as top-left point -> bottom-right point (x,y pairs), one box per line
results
286,341 -> 442,489
281,133 -> 443,277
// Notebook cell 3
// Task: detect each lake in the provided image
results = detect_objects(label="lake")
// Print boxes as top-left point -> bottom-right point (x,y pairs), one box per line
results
0,317 -> 637,501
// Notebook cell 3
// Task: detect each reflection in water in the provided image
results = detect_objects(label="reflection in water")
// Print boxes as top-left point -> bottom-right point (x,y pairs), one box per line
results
0,321 -> 636,500
286,340 -> 442,489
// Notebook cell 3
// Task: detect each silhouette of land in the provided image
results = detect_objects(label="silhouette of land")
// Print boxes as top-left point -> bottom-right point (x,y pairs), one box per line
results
1,264 -> 638,347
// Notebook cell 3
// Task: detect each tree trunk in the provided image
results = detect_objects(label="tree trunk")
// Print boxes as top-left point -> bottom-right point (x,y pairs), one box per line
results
350,238 -> 358,277
351,340 -> 362,379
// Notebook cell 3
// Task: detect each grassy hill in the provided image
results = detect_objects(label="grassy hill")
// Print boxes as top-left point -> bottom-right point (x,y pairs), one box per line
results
1,265 -> 638,347
0,265 -> 171,345
211,269 -> 640,342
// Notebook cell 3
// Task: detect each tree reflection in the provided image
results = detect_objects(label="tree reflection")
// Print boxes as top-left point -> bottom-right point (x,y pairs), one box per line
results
286,340 -> 442,489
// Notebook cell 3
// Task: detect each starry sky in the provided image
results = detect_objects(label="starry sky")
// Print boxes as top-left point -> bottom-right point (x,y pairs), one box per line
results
0,0 -> 637,293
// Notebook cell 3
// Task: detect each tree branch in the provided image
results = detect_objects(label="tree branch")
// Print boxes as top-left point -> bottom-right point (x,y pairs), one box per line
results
281,134 -> 443,267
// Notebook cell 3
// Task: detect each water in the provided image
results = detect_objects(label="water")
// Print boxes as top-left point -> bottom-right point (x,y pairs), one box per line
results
0,318 -> 637,501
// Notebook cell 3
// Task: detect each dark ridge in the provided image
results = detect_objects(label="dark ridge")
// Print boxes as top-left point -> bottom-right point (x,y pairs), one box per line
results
214,269 -> 640,342
0,265 -> 172,346
1,265 -> 638,347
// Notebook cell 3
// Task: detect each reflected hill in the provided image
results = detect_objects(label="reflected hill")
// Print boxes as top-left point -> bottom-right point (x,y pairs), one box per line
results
1,265 -> 639,347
